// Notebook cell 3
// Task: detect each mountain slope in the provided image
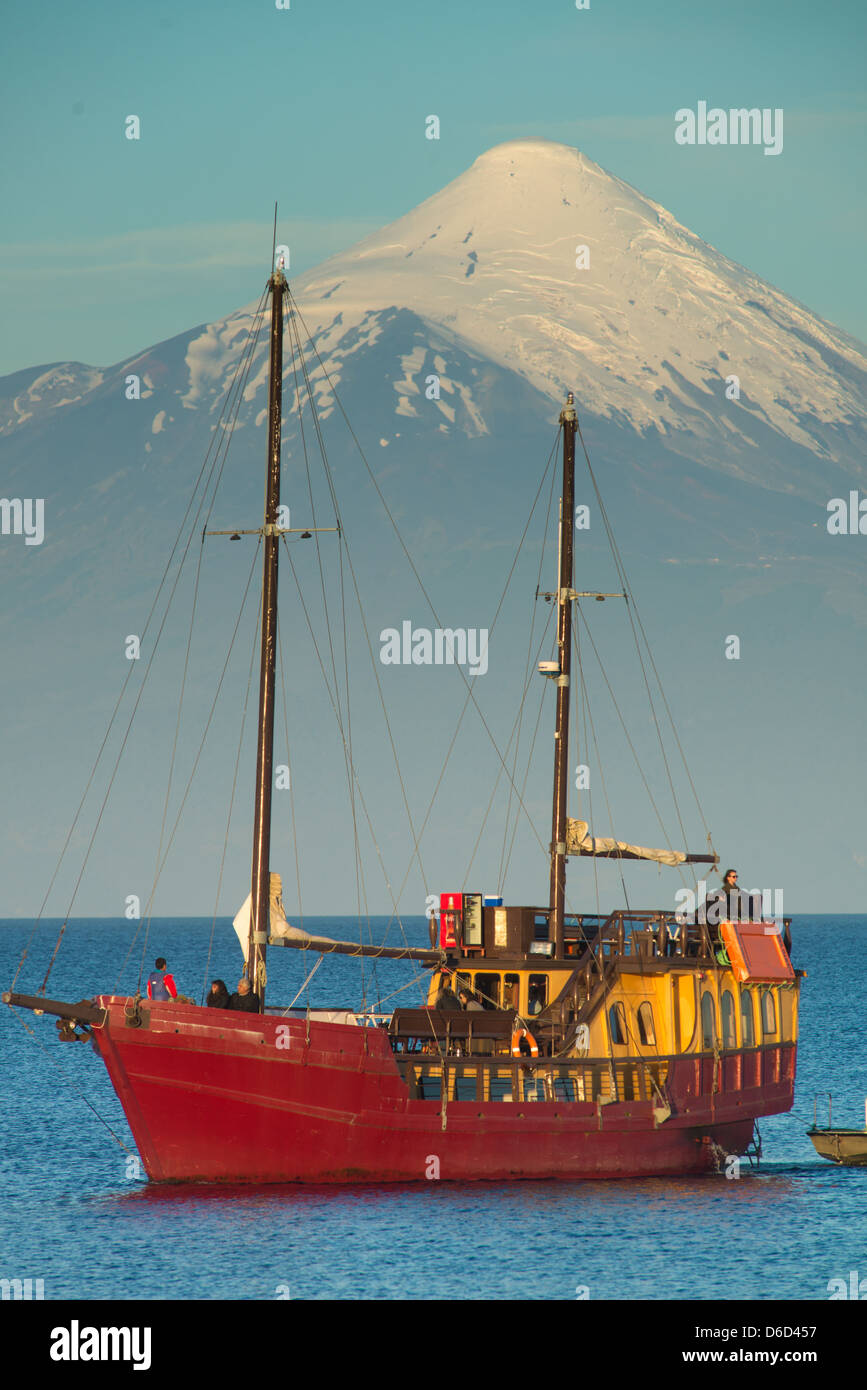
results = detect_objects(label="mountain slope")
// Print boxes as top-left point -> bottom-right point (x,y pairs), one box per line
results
1,138 -> 866,917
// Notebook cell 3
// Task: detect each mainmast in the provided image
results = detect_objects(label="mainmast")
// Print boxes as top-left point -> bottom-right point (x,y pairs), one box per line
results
248,265 -> 287,1009
548,393 -> 577,957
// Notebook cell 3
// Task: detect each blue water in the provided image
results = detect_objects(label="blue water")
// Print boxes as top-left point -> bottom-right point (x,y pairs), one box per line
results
2,916 -> 866,1301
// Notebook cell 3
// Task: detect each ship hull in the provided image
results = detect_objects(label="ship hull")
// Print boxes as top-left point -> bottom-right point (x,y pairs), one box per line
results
92,999 -> 793,1183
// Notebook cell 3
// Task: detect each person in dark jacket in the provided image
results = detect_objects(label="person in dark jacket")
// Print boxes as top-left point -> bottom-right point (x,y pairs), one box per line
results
434,972 -> 462,1011
206,979 -> 230,1008
227,978 -> 261,1012
719,869 -> 745,921
702,870 -> 739,928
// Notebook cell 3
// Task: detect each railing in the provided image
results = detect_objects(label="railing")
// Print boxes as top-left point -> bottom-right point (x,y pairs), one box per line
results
557,909 -> 721,961
397,1055 -> 671,1104
396,1044 -> 794,1106
265,1005 -> 391,1025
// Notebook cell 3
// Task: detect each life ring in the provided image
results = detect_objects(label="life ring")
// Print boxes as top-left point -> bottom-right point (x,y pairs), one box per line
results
511,1028 -> 539,1058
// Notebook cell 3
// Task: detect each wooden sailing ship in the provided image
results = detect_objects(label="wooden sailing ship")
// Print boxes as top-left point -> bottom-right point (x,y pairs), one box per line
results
3,258 -> 802,1182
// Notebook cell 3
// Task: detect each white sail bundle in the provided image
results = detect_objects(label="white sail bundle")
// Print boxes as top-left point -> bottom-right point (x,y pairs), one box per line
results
566,819 -> 687,867
232,873 -> 335,957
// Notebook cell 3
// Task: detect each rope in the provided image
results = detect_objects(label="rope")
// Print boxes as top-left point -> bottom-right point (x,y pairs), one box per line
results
463,622 -> 552,885
201,592 -> 262,1002
139,527 -> 207,981
576,417 -> 714,850
383,428 -> 564,948
573,607 -> 696,893
285,303 -> 424,978
132,541 -> 262,993
573,624 -> 630,908
289,297 -> 560,870
276,611 -> 314,1010
279,536 -> 415,977
30,288 -> 269,997
497,445 -> 559,889
5,1006 -> 132,1154
283,955 -> 324,1012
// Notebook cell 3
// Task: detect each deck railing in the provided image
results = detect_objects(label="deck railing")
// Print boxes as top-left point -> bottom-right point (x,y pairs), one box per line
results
395,1044 -> 794,1106
557,908 -> 720,961
398,1056 -> 670,1104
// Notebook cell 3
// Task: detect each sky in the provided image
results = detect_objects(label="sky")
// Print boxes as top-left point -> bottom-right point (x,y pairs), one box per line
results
1,0 -> 865,376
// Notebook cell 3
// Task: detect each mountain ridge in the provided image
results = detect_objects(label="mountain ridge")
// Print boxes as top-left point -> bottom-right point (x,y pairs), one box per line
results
3,138 -> 866,485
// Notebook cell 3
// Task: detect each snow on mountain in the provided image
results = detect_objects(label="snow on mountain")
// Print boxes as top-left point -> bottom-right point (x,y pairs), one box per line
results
4,139 -> 866,504
236,139 -> 861,476
288,139 -> 867,459
0,362 -> 105,432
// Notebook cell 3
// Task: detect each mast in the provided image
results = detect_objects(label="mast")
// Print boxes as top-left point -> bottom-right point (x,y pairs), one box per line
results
248,265 -> 287,1010
548,393 -> 576,957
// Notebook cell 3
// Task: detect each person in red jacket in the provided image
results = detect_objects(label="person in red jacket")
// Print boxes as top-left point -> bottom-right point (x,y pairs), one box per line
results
146,957 -> 178,1002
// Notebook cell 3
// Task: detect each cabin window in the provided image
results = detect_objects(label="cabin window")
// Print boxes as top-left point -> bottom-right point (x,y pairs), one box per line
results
527,975 -> 548,1015
453,1069 -> 477,1101
554,1073 -> 577,1102
488,1070 -> 514,1102
721,990 -> 736,1049
700,991 -> 716,1049
503,974 -> 520,1010
455,971 -> 471,999
740,990 -> 755,1046
761,989 -> 777,1036
533,913 -> 550,941
637,1001 -> 656,1046
474,973 -> 500,1010
608,1002 -> 627,1046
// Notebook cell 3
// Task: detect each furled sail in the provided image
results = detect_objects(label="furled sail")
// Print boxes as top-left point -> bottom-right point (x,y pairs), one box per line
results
233,873 -> 334,957
566,819 -> 687,866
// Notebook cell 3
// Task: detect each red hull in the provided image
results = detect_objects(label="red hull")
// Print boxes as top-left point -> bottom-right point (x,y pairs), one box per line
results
92,998 -> 794,1183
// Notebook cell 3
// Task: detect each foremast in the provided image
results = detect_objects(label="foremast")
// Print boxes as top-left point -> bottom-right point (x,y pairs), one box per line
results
548,393 -> 577,958
248,266 -> 287,1010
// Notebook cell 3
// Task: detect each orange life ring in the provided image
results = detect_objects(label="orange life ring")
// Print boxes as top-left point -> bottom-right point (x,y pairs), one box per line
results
511,1028 -> 539,1058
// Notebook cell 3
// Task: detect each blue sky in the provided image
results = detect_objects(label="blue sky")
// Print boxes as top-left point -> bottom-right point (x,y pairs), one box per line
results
1,0 -> 865,374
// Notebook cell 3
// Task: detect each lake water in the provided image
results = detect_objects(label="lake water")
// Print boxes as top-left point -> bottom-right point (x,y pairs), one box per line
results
2,916 -> 866,1305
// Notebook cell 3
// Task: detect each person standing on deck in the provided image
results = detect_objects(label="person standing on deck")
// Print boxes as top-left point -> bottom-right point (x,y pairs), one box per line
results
146,957 -> 178,1001
719,869 -> 745,920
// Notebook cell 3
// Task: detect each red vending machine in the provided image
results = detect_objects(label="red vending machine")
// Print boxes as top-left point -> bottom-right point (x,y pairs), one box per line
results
439,893 -> 462,949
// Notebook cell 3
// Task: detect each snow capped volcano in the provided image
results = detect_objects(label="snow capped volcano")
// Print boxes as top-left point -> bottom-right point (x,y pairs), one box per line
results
4,138 -> 866,489
299,140 -> 863,448
162,138 -> 867,485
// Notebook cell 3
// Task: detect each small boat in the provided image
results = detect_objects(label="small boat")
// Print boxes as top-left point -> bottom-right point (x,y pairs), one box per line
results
808,1096 -> 867,1165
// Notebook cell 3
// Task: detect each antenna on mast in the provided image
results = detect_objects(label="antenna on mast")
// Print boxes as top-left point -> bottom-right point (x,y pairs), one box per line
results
271,202 -> 278,271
